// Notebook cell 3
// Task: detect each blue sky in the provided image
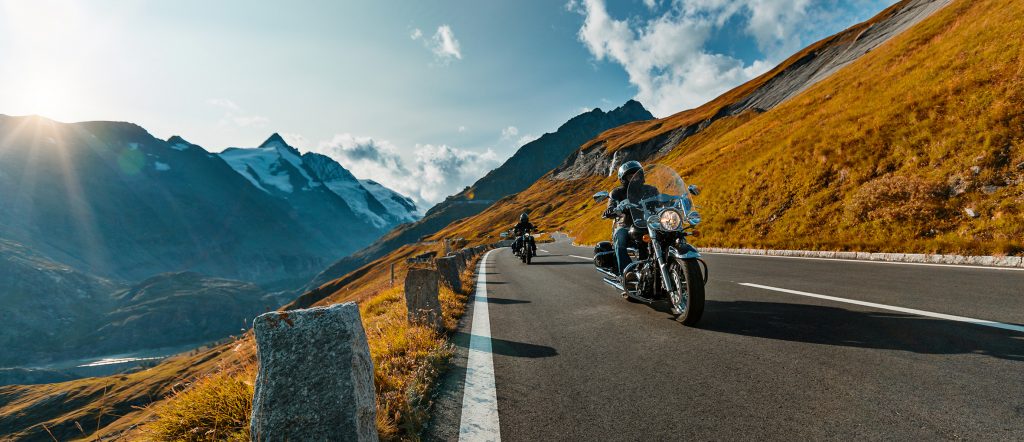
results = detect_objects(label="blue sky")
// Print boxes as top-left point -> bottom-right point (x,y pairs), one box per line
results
0,0 -> 895,205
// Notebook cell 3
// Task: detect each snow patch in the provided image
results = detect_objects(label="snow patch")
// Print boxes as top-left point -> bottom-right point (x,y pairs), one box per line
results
170,143 -> 190,151
360,179 -> 420,221
323,179 -> 388,228
154,161 -> 171,171
220,146 -> 305,194
128,142 -> 140,150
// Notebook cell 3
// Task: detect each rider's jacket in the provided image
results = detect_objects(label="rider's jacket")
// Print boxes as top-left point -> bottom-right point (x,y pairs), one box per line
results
512,221 -> 535,236
602,184 -> 659,229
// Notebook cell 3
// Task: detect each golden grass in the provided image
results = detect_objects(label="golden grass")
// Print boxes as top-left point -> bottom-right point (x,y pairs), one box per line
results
0,339 -> 251,441
139,250 -> 482,441
142,340 -> 257,442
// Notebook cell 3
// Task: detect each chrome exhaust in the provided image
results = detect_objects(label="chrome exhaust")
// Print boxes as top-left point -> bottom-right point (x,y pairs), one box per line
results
602,277 -> 624,291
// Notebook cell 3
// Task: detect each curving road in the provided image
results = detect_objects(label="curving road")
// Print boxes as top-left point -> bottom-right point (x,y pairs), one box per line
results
427,236 -> 1024,441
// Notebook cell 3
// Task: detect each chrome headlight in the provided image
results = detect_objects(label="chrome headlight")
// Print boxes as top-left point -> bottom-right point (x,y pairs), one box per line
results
659,209 -> 683,231
687,211 -> 702,226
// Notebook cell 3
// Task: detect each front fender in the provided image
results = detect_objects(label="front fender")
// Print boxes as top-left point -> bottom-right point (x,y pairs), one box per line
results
668,244 -> 701,260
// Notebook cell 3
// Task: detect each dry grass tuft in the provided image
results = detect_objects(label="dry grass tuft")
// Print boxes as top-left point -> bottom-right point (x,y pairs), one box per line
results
141,252 -> 483,441
142,339 -> 257,441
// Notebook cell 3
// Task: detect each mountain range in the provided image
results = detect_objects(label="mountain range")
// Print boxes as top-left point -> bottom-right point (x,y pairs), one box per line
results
0,119 -> 418,369
291,100 -> 654,303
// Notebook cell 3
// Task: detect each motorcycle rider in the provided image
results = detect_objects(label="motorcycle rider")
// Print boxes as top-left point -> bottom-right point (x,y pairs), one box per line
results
602,160 -> 659,276
512,212 -> 537,257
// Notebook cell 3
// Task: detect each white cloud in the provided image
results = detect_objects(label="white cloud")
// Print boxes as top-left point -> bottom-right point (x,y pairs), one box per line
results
280,132 -> 309,148
432,25 -> 462,60
517,134 -> 539,146
207,98 -> 269,128
414,24 -> 462,64
500,126 -> 519,139
569,0 -> 834,117
311,133 -> 501,206
458,125 -> 467,133
206,98 -> 240,112
232,115 -> 270,127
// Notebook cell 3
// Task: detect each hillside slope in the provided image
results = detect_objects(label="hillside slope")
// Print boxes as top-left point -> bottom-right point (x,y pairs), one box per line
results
433,0 -> 1024,257
298,101 -> 653,296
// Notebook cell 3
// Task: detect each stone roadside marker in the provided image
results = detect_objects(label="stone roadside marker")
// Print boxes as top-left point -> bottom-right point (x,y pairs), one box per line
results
404,267 -> 443,329
436,256 -> 462,293
250,303 -> 378,442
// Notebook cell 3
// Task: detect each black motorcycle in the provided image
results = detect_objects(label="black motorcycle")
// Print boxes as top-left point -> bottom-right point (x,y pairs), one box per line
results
513,233 -> 534,264
592,164 -> 708,325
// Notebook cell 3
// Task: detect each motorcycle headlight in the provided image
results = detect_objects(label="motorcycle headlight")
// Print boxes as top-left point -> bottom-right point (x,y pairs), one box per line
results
687,211 -> 702,226
659,209 -> 683,231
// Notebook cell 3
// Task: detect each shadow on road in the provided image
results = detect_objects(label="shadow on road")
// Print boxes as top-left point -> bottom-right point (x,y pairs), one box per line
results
452,332 -> 558,358
697,300 -> 1024,361
527,260 -> 590,266
483,297 -> 529,304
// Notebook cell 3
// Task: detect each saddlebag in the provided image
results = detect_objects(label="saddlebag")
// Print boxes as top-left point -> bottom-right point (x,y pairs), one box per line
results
594,241 -> 616,270
594,251 -> 616,270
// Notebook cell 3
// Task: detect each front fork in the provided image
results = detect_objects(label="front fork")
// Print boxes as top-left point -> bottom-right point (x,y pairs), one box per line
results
648,227 -> 677,295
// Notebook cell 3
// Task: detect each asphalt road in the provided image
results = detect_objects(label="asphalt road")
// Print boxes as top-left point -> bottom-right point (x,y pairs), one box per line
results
427,237 -> 1024,441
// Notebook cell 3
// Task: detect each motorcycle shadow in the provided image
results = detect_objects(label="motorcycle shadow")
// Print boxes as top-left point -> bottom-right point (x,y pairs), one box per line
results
527,260 -> 589,266
695,299 -> 1024,362
451,331 -> 558,358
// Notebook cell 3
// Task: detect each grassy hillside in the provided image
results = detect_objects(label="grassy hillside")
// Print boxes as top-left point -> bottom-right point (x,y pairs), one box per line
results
0,239 -> 481,441
431,0 -> 1023,256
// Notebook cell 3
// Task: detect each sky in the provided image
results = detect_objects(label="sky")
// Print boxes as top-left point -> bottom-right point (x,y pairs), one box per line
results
0,0 -> 895,207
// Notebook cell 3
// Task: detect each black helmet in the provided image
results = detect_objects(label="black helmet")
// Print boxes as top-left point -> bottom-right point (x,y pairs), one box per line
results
519,212 -> 529,223
617,160 -> 643,185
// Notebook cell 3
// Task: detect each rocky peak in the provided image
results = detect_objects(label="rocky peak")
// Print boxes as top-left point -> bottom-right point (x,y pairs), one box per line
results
256,133 -> 302,157
302,152 -> 358,183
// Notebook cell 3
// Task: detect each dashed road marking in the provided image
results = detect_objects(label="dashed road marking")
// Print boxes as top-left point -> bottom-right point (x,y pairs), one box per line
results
741,283 -> 1024,334
709,252 -> 1024,272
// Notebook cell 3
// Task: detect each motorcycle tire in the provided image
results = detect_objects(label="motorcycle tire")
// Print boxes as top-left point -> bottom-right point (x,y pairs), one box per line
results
669,257 -> 705,326
525,252 -> 531,264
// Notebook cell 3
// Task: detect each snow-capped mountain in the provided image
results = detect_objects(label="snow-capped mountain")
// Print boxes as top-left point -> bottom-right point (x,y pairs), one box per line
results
220,133 -> 321,195
358,179 -> 420,223
219,134 -> 418,232
302,152 -> 418,228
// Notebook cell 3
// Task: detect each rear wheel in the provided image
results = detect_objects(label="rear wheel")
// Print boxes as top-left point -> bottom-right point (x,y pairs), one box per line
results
525,252 -> 531,264
669,258 -> 705,325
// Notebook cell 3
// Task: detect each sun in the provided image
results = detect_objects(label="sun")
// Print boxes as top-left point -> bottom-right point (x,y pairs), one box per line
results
15,74 -> 81,120
1,0 -> 90,121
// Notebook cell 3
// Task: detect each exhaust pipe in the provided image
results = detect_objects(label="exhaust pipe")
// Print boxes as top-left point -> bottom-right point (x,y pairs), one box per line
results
603,277 -> 625,291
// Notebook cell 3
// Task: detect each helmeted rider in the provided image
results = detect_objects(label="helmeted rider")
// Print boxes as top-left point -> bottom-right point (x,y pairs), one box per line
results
602,160 -> 659,276
512,212 -> 537,257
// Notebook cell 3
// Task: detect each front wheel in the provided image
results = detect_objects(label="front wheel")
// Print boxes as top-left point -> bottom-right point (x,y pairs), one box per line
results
668,258 -> 705,326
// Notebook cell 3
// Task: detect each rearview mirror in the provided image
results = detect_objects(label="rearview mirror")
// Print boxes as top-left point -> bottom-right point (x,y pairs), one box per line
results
688,184 -> 701,196
593,191 -> 609,202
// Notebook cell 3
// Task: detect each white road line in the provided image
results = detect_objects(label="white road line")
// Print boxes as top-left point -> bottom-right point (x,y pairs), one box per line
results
569,255 -> 594,261
459,249 -> 501,442
538,249 -> 550,253
708,252 -> 1024,272
740,283 -> 1024,334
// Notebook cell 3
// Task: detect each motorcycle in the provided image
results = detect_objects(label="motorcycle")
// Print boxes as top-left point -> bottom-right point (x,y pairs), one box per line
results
513,233 -> 535,264
592,164 -> 708,325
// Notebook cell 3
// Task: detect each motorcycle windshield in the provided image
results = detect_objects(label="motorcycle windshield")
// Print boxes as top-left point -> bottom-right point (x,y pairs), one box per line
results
626,164 -> 695,227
